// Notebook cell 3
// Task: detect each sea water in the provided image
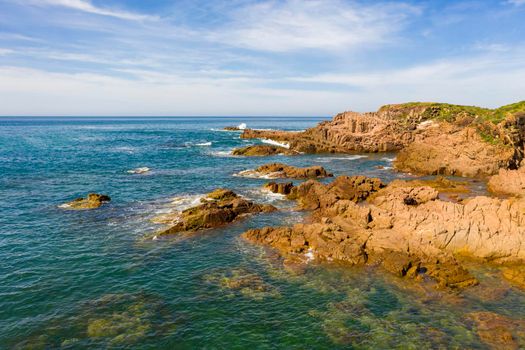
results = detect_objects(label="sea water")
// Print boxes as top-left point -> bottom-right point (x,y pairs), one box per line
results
0,117 -> 524,349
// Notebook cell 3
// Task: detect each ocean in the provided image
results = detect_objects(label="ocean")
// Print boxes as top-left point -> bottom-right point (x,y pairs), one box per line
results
1,116 -> 524,349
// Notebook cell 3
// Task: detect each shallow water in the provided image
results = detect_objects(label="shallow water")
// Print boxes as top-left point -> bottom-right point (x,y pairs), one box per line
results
1,117 -> 524,349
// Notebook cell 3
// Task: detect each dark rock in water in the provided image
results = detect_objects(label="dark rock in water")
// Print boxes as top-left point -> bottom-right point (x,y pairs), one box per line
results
231,145 -> 298,156
60,193 -> 111,210
156,188 -> 277,237
265,182 -> 294,195
224,126 -> 241,131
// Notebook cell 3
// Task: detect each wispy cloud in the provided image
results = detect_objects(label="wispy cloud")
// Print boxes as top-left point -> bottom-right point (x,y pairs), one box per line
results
211,0 -> 420,52
0,48 -> 14,56
29,0 -> 157,21
507,0 -> 525,6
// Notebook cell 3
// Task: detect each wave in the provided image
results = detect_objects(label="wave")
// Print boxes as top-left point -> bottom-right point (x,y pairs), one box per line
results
233,169 -> 282,179
237,123 -> 247,130
261,139 -> 290,149
315,155 -> 367,162
381,157 -> 396,162
208,150 -> 234,157
127,167 -> 151,174
195,141 -> 212,146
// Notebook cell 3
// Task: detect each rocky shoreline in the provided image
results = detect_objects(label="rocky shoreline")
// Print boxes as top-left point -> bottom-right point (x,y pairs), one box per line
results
62,102 -> 525,347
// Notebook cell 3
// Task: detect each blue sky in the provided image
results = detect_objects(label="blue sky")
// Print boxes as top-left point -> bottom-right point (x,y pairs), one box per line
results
0,0 -> 524,116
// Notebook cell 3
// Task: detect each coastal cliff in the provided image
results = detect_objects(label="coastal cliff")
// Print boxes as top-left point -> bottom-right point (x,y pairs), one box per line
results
241,101 -> 525,176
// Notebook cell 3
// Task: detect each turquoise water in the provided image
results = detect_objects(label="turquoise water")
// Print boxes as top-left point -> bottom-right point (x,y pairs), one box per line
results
1,117 -> 524,349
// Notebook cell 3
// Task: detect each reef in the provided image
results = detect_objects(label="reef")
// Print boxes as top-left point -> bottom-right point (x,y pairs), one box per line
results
237,162 -> 332,179
155,189 -> 277,237
60,193 -> 111,210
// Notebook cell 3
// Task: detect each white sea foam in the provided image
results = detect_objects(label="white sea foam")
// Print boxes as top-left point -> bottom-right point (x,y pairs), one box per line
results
381,156 -> 396,162
233,169 -> 283,179
170,194 -> 203,211
315,155 -> 367,162
57,203 -> 71,209
209,150 -> 234,157
261,138 -> 290,149
127,167 -> 151,174
238,123 -> 247,130
195,141 -> 212,146
305,248 -> 315,262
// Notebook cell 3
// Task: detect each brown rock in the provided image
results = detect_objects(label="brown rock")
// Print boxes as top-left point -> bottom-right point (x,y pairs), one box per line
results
488,166 -> 525,197
240,102 -> 525,176
60,193 -> 111,210
264,182 -> 294,195
231,145 -> 298,156
156,189 -> 276,237
287,175 -> 384,210
393,127 -> 515,177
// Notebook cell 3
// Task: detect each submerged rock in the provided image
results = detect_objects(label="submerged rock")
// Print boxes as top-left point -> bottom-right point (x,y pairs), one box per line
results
155,189 -> 277,237
467,311 -> 525,350
202,268 -> 280,300
501,265 -> 525,290
60,193 -> 111,210
264,182 -> 294,195
231,144 -> 298,156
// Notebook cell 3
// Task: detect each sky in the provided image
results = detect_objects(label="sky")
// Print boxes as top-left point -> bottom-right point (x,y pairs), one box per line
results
0,0 -> 524,116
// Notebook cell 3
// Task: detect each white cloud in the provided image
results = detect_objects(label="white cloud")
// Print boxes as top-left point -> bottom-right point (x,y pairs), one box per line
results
32,0 -> 156,21
0,48 -> 14,56
211,0 -> 419,52
507,0 -> 525,6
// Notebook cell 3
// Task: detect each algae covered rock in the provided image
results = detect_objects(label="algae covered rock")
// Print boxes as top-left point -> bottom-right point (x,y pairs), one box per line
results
60,193 -> 111,210
202,267 -> 280,300
156,189 -> 277,237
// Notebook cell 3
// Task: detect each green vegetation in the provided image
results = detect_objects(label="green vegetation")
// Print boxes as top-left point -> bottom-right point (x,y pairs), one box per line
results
381,100 -> 525,125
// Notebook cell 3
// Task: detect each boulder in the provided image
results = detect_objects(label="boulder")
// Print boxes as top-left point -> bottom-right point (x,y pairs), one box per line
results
264,182 -> 294,195
60,193 -> 111,210
488,166 -> 525,197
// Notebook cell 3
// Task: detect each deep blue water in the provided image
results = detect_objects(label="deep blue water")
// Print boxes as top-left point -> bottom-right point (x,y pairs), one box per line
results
1,117 -> 524,349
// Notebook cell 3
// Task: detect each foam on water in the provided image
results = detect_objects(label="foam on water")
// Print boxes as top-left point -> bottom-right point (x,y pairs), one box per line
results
261,139 -> 290,149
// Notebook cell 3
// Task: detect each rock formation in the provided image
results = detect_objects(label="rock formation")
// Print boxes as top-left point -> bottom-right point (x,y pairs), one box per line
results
237,163 -> 332,179
239,102 -> 525,176
60,193 -> 111,210
231,145 -> 299,156
264,182 -> 294,195
156,189 -> 276,237
242,175 -> 525,289
488,166 -> 525,197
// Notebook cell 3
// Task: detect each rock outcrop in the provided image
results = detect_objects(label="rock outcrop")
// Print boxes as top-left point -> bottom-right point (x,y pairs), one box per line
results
231,145 -> 298,156
237,163 -> 332,179
242,175 -> 525,289
488,166 -> 525,197
60,193 -> 111,210
156,189 -> 276,237
287,175 -> 384,210
264,182 -> 294,195
393,126 -> 515,176
240,102 -> 525,176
